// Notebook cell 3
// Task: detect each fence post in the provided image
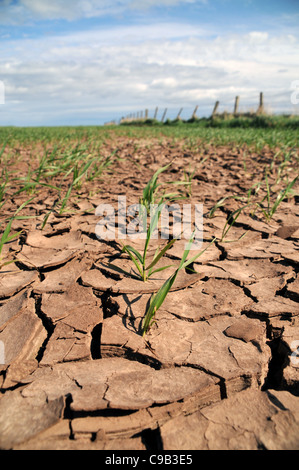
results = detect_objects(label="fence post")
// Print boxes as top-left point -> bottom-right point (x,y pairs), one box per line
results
161,108 -> 168,122
145,109 -> 148,120
212,101 -> 219,118
154,107 -> 158,119
234,96 -> 239,115
192,105 -> 198,119
257,92 -> 264,115
176,108 -> 183,120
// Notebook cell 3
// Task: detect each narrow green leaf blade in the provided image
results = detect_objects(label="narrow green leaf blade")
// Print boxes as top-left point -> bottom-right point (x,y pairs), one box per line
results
122,245 -> 143,264
148,264 -> 173,276
181,238 -> 216,270
142,270 -> 178,335
121,246 -> 143,278
146,238 -> 177,270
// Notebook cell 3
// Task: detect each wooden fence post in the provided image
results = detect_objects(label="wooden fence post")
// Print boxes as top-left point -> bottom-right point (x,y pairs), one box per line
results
234,96 -> 239,115
212,101 -> 219,118
192,105 -> 198,119
154,107 -> 158,119
257,92 -> 264,115
176,108 -> 183,120
161,108 -> 168,122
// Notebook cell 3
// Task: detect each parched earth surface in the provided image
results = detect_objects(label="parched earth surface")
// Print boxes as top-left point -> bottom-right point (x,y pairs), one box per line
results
0,137 -> 299,450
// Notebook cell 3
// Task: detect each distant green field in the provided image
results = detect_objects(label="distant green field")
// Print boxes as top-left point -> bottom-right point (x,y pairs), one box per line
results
119,114 -> 299,148
1,114 -> 299,149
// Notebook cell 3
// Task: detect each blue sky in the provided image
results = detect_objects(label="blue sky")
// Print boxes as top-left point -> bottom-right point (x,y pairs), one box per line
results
0,0 -> 298,126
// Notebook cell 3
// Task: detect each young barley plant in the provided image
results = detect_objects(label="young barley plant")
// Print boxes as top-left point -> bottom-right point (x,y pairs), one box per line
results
139,163 -> 172,215
170,163 -> 196,199
142,234 -> 216,336
0,168 -> 9,210
0,140 -> 8,166
59,159 -> 96,214
219,204 -> 251,243
107,162 -> 198,282
86,152 -> 115,182
208,195 -> 242,218
139,163 -> 185,217
107,203 -> 177,282
257,173 -> 298,223
0,197 -> 35,270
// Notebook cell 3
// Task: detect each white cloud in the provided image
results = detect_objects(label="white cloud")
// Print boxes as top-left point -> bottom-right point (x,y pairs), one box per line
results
129,0 -> 202,9
0,26 -> 298,125
20,0 -> 83,20
0,0 -> 206,23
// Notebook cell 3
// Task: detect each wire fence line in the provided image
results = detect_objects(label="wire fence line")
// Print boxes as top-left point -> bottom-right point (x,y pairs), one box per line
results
105,92 -> 267,125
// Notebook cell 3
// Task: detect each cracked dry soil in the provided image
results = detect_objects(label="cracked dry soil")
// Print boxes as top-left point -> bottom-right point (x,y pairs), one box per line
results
0,137 -> 299,450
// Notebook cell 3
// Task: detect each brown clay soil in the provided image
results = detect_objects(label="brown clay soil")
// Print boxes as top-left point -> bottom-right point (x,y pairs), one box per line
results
0,136 -> 299,450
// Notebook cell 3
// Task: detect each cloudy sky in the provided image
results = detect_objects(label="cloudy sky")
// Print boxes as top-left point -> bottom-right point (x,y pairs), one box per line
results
0,0 -> 298,126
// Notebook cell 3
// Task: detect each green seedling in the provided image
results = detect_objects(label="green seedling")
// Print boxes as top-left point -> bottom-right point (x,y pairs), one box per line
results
106,162 -> 197,282
142,234 -> 216,336
139,163 -> 172,215
0,197 -> 35,269
15,179 -> 59,196
208,195 -> 242,218
40,198 -> 60,230
273,149 -> 297,185
139,163 -> 185,217
170,164 -> 196,199
86,152 -> 115,181
12,157 -> 59,196
106,203 -> 177,282
0,140 -> 7,163
257,174 -> 298,222
139,163 -> 194,224
246,181 -> 263,204
184,165 -> 196,197
219,204 -> 251,242
0,217 -> 23,269
208,196 -> 229,218
59,159 -> 96,214
0,168 -> 9,209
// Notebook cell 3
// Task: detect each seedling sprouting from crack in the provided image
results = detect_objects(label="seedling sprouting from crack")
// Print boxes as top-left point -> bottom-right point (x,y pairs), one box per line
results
139,163 -> 188,217
59,159 -> 96,214
256,173 -> 298,222
142,234 -> 216,336
0,197 -> 35,270
106,163 -> 197,282
105,202 -> 177,282
170,163 -> 196,199
219,204 -> 251,243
